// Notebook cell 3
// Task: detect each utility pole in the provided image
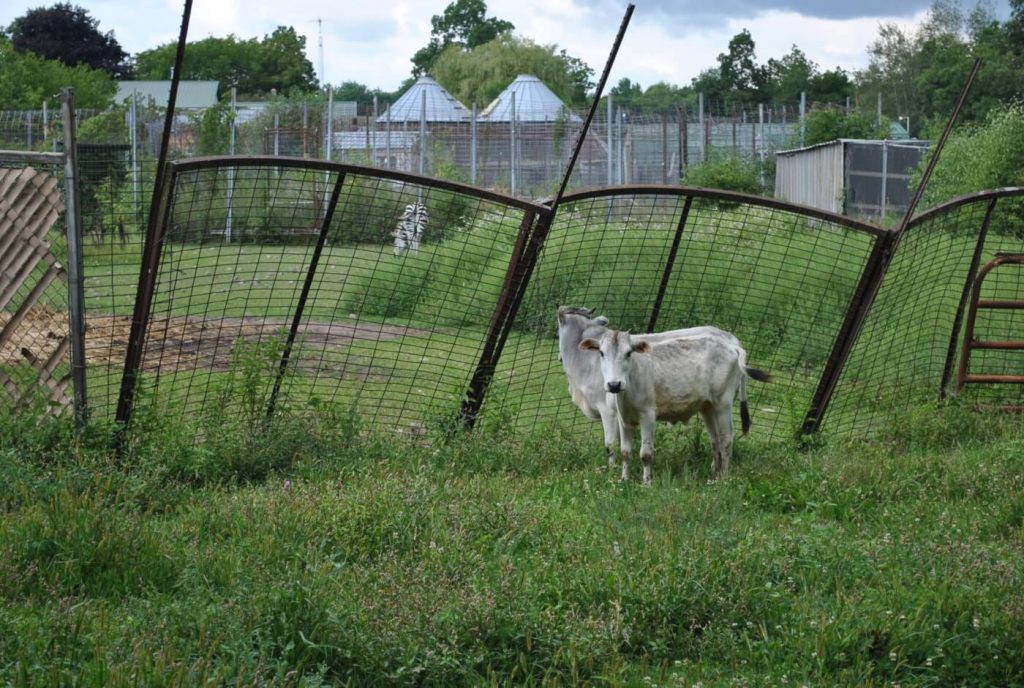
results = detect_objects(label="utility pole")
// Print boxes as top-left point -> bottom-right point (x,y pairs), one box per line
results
313,18 -> 325,89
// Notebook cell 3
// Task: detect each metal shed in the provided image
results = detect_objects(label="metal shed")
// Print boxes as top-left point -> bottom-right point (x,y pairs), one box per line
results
775,138 -> 930,220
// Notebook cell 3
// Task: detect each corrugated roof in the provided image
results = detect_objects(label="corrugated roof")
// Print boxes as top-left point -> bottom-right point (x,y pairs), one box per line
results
376,76 -> 471,123
115,81 -> 220,109
480,74 -> 581,123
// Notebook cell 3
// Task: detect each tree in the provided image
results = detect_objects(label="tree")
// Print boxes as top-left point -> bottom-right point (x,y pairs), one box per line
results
765,46 -> 815,103
6,3 -> 131,79
608,77 -> 643,108
802,106 -> 887,147
0,35 -> 115,111
411,0 -> 514,76
716,30 -> 767,103
854,0 -> 1023,136
430,34 -> 591,107
134,28 -> 317,97
918,102 -> 1024,215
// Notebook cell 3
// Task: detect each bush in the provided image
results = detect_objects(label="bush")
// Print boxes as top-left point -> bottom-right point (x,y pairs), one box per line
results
918,101 -> 1024,206
683,154 -> 767,195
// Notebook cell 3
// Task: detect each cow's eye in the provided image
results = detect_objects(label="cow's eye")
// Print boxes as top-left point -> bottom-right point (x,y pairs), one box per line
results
598,351 -> 604,358
625,351 -> 632,358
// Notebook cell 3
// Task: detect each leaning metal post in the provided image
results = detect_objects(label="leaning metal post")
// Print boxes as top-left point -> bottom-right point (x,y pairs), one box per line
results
265,170 -> 348,419
458,4 -> 636,429
114,0 -> 193,440
800,58 -> 982,436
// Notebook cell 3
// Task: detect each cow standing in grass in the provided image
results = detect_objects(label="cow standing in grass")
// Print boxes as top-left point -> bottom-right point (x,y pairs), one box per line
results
556,306 -> 734,471
580,328 -> 770,483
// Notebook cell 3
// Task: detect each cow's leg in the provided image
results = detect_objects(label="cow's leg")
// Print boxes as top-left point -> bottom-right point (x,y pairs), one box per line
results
714,403 -> 735,475
600,406 -> 619,469
701,404 -> 734,476
639,412 -> 656,487
618,418 -> 633,481
699,406 -> 723,474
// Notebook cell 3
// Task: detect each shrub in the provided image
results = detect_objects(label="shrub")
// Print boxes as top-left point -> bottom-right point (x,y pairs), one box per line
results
918,101 -> 1024,206
683,154 -> 766,195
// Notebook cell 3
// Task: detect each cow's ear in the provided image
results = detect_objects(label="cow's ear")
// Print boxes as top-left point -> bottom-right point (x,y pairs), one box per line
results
579,338 -> 600,351
632,341 -> 652,354
594,316 -> 609,326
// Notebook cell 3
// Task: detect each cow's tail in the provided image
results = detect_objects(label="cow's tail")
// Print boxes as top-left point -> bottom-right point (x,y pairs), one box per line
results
738,356 -> 772,435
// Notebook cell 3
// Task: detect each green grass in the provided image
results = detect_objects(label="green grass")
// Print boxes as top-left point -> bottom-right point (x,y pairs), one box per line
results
1,396 -> 1023,687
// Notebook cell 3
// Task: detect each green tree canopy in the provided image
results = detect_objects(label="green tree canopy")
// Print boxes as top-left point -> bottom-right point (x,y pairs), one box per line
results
855,0 -> 1022,137
0,34 -> 115,110
411,0 -> 514,77
134,27 -> 317,98
430,33 -> 592,107
802,106 -> 888,147
5,2 -> 131,79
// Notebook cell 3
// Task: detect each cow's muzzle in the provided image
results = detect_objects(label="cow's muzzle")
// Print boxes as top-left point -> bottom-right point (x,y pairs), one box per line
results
606,381 -> 623,394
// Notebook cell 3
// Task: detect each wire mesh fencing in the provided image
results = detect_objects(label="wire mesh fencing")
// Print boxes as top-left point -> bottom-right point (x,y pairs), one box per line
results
114,157 -> 549,438
825,190 -> 1024,434
485,187 -> 883,443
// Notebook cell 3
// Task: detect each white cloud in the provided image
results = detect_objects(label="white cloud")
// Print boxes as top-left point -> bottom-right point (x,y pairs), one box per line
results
0,0 -> 966,92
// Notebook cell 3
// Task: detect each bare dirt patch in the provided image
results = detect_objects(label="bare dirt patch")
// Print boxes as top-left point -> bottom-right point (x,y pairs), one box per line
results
3,308 -> 431,374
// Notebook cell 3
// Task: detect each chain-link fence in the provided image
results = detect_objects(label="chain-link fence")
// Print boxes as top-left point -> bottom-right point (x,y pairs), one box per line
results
0,96 -> 808,222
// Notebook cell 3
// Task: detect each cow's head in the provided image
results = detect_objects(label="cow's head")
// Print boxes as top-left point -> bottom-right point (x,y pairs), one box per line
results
579,330 -> 651,394
557,306 -> 608,362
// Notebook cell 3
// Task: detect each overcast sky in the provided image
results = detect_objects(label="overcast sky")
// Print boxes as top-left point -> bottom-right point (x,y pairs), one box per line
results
1,0 -> 1011,92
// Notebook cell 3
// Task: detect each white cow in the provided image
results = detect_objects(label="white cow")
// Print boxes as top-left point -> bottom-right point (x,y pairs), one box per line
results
556,305 -> 734,469
579,328 -> 769,483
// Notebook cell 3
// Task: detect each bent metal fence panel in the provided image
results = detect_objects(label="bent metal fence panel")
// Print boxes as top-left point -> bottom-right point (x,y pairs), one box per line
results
116,156 -> 550,438
824,189 -> 1024,436
484,186 -> 885,442
114,156 -> 1024,444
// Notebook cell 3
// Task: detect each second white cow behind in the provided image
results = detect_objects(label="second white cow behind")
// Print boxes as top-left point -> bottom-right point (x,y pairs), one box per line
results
580,328 -> 768,483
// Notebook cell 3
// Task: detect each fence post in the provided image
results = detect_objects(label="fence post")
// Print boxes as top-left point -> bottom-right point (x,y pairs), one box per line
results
226,87 -> 235,243
617,107 -> 624,184
326,86 -> 334,162
679,103 -> 687,174
510,90 -> 517,197
698,92 -> 706,163
879,141 -> 888,220
130,91 -> 140,225
385,100 -> 391,169
61,88 -> 88,427
800,91 -> 806,147
758,103 -> 765,161
607,93 -> 613,186
419,89 -> 426,175
470,103 -> 477,185
661,112 -> 668,184
372,95 -> 378,164
274,113 -> 280,156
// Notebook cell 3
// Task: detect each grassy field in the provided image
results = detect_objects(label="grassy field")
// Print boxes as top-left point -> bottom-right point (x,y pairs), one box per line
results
1,395 -> 1023,687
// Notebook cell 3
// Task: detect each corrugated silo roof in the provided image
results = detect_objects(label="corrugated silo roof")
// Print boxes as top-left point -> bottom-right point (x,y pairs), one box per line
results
376,76 -> 471,123
480,74 -> 582,123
